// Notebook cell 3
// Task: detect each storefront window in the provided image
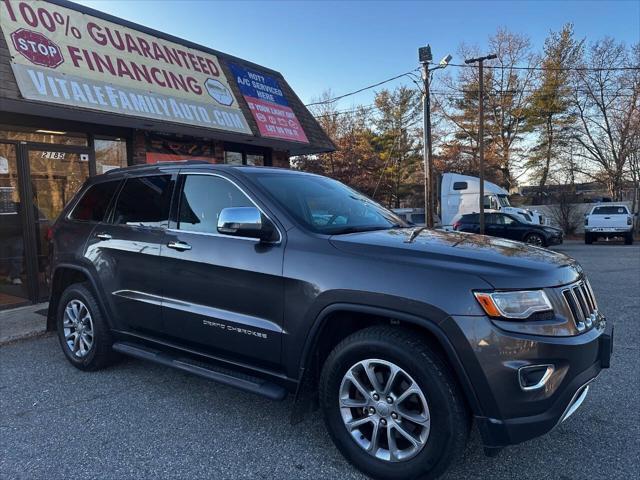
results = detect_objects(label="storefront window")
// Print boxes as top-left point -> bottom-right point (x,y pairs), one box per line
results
95,138 -> 128,174
224,151 -> 243,165
246,154 -> 264,166
224,151 -> 265,166
0,143 -> 28,308
0,126 -> 87,146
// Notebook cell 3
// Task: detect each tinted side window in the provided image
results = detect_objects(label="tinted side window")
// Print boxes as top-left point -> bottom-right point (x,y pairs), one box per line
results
486,213 -> 500,224
112,175 -> 173,227
461,214 -> 479,223
502,215 -> 518,225
453,181 -> 468,190
70,181 -> 120,222
178,175 -> 253,234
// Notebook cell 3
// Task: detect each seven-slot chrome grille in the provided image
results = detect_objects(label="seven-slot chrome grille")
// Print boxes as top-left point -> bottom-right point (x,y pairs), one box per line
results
561,279 -> 598,332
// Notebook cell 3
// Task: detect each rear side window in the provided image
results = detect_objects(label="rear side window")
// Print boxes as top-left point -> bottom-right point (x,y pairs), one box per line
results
69,181 -> 120,222
486,213 -> 500,224
453,181 -> 468,190
461,214 -> 479,223
178,175 -> 253,234
112,175 -> 173,227
592,206 -> 628,215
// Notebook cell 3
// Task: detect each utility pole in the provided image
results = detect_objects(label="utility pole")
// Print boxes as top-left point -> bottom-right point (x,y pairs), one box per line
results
465,53 -> 496,235
419,45 -> 452,228
420,55 -> 433,227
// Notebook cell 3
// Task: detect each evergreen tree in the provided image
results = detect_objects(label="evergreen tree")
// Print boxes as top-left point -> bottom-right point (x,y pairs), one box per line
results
526,24 -> 583,186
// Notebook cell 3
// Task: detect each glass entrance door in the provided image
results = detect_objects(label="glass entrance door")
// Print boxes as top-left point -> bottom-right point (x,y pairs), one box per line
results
27,148 -> 90,300
0,143 -> 28,308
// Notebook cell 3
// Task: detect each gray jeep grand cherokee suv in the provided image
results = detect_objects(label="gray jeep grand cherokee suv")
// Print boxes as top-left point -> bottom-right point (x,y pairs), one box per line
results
48,162 -> 612,480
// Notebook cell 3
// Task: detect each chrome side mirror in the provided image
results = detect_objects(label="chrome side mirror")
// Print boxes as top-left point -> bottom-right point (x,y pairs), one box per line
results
217,207 -> 275,241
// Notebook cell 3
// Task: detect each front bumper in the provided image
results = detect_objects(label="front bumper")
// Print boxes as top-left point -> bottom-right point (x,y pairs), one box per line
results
443,314 -> 613,447
548,234 -> 563,246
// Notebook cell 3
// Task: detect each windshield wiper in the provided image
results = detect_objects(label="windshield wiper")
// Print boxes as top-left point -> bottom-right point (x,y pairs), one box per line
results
405,226 -> 429,243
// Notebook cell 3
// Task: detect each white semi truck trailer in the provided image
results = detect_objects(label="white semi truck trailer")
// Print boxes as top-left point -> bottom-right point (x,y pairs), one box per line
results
440,173 -> 546,227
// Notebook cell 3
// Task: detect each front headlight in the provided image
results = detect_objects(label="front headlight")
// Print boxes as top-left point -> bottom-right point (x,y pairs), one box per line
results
474,290 -> 553,319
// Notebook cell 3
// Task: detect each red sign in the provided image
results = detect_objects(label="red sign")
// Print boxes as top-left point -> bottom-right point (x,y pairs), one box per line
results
246,97 -> 309,143
10,28 -> 64,68
230,63 -> 309,143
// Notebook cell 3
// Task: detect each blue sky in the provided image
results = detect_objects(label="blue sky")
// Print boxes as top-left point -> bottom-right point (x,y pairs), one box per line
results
78,0 -> 639,109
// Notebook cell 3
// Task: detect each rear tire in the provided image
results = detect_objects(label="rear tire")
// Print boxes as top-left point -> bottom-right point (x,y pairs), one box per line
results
625,233 -> 633,245
585,233 -> 593,245
319,326 -> 469,480
56,283 -> 118,371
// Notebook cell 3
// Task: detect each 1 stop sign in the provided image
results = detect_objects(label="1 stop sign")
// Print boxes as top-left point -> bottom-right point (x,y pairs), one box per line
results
10,28 -> 64,69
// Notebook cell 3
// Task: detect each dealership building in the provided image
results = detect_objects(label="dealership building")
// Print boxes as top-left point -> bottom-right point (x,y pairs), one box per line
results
0,0 -> 334,310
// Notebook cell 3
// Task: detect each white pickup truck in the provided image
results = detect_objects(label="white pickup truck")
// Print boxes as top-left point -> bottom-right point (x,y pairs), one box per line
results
584,204 -> 634,245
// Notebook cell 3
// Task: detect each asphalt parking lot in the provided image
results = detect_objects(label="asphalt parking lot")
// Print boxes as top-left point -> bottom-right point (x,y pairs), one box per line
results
1,241 -> 639,479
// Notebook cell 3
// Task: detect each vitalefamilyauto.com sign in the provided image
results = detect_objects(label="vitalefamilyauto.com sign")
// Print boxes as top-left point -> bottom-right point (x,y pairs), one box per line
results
0,0 -> 252,134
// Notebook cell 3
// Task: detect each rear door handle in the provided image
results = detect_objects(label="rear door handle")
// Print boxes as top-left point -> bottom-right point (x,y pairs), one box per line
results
96,233 -> 112,241
167,241 -> 192,251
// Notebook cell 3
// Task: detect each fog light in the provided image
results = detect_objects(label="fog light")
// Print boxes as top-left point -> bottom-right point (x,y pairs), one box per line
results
518,364 -> 554,391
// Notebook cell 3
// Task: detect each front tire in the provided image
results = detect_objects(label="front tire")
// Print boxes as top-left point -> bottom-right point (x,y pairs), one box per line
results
625,233 -> 633,245
320,326 -> 469,480
56,283 -> 118,371
525,232 -> 546,247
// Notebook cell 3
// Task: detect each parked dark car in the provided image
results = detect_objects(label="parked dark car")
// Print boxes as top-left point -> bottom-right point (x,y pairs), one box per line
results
453,212 -> 563,247
48,162 -> 611,480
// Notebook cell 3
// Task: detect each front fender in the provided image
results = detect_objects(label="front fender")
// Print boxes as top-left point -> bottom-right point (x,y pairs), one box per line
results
288,296 -> 483,417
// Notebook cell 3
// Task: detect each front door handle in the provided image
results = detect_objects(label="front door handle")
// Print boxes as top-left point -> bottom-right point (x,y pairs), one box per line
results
167,241 -> 192,251
96,233 -> 112,241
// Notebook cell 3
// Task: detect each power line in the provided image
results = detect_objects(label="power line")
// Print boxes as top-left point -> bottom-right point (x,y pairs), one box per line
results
305,69 -> 419,107
307,63 -> 638,107
448,62 -> 639,72
313,104 -> 380,119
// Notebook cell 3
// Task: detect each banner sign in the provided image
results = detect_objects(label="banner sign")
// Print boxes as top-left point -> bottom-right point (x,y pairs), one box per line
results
0,0 -> 252,134
229,63 -> 308,143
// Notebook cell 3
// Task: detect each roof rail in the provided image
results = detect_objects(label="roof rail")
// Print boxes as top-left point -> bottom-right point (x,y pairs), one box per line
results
104,160 -> 212,175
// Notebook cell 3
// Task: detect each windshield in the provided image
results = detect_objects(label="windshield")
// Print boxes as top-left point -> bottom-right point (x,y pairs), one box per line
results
253,173 -> 408,234
497,194 -> 511,207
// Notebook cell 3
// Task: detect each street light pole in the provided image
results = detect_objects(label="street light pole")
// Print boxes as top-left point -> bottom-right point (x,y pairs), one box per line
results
421,61 -> 433,227
419,46 -> 451,228
464,53 -> 496,235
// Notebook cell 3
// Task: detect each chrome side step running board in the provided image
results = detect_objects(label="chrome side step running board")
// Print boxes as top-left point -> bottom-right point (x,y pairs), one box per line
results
112,342 -> 287,401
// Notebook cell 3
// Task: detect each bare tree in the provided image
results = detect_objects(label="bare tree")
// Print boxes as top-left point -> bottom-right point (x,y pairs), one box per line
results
436,29 -> 537,190
485,29 -> 539,190
571,38 -> 639,200
548,188 -> 581,235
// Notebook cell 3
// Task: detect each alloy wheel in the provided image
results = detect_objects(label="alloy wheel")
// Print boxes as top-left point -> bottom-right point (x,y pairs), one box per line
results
338,359 -> 430,462
526,234 -> 544,246
62,299 -> 94,358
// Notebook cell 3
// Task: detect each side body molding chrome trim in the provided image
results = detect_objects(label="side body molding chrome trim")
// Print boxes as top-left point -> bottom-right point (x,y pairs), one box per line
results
112,289 -> 284,333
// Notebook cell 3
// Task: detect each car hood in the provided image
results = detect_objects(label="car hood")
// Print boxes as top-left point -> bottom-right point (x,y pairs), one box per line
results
329,228 -> 582,289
